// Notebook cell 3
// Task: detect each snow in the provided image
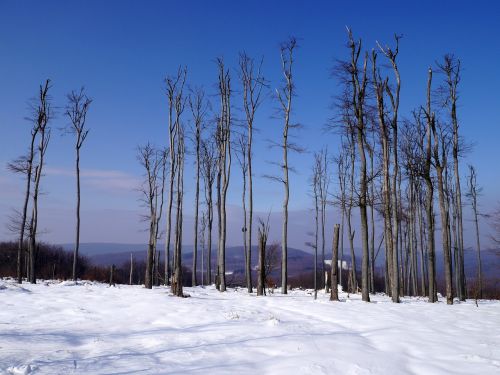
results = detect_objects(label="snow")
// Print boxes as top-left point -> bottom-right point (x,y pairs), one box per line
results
1,279 -> 499,374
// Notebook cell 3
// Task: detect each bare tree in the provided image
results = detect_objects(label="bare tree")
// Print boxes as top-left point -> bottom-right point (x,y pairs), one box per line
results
334,142 -> 349,290
264,242 -> 280,293
189,86 -> 209,286
311,154 -> 321,300
372,34 -> 402,302
137,143 -> 163,289
65,88 -> 92,281
275,37 -> 299,295
422,68 -> 438,302
438,54 -> 466,301
164,67 -> 187,285
239,52 -> 266,294
344,132 -> 358,293
467,165 -> 483,299
172,91 -> 187,297
432,122 -> 454,304
346,29 -> 370,302
490,205 -> 500,247
330,223 -> 340,301
27,80 -> 52,284
235,134 -> 249,290
7,112 -> 40,283
201,138 -> 217,284
199,211 -> 207,286
317,148 -> 330,290
215,58 -> 232,292
257,217 -> 270,296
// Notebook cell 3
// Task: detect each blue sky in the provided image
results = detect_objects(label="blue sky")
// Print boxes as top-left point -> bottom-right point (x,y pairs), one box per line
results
0,0 -> 499,247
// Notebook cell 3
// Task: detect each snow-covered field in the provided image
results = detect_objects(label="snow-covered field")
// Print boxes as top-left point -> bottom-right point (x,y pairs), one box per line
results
1,279 -> 499,375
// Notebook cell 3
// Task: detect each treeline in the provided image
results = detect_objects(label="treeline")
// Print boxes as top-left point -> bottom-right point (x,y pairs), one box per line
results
0,241 -> 93,281
7,28 -> 498,303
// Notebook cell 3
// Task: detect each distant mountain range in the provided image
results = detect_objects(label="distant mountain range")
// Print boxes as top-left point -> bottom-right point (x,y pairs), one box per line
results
61,242 -> 499,280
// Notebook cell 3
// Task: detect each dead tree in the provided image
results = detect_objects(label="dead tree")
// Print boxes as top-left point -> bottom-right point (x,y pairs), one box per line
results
330,223 -> 340,301
216,58 -> 232,292
239,52 -> 266,294
164,67 -> 187,285
257,217 -> 270,296
201,138 -> 217,284
65,88 -> 92,281
467,165 -> 483,299
27,80 -> 52,284
189,86 -> 208,286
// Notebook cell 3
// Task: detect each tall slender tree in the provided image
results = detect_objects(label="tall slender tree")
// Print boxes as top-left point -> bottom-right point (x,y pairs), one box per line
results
422,68 -> 438,302
201,138 -> 217,284
433,122 -> 454,304
317,148 -> 330,290
189,87 -> 208,286
7,97 -> 41,283
346,29 -> 370,302
438,55 -> 466,301
276,37 -> 298,295
239,52 -> 266,293
172,125 -> 186,297
65,88 -> 92,282
164,67 -> 187,285
216,58 -> 232,292
137,143 -> 162,289
235,134 -> 249,289
467,165 -> 483,299
28,80 -> 52,284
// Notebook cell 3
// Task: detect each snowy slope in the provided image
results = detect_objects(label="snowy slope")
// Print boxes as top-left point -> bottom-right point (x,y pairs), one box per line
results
0,279 -> 499,375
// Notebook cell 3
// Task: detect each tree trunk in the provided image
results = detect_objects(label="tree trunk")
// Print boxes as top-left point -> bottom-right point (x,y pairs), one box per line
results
424,68 -> 437,303
330,224 -> 340,301
17,132 -> 37,284
129,253 -> 133,285
193,125 -> 201,287
257,222 -> 268,296
72,146 -> 81,281
109,264 -> 115,287
436,166 -> 453,304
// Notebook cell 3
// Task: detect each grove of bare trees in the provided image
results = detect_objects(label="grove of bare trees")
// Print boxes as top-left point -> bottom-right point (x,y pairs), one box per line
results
7,28 -> 493,305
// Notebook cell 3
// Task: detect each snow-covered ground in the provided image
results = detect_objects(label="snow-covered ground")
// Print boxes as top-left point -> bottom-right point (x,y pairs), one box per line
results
1,279 -> 499,375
